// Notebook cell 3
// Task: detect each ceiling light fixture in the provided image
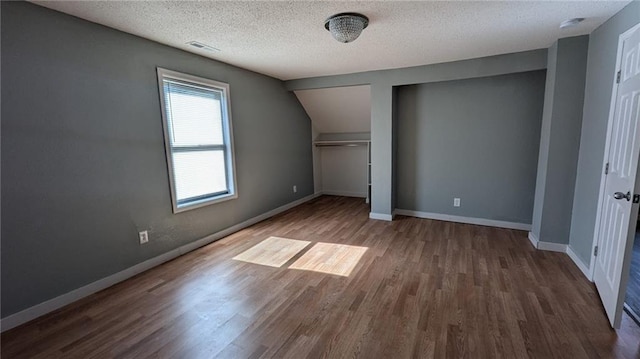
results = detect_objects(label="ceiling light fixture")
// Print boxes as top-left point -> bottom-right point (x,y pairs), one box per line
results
324,12 -> 369,43
559,18 -> 585,29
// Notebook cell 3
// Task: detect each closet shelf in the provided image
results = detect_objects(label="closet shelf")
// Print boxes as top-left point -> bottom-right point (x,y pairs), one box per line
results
314,140 -> 370,147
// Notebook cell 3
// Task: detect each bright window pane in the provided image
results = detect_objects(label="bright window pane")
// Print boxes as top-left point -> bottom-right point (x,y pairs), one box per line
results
172,150 -> 227,202
164,81 -> 224,146
158,69 -> 236,212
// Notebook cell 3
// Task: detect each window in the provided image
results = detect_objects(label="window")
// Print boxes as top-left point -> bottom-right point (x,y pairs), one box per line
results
157,68 -> 237,213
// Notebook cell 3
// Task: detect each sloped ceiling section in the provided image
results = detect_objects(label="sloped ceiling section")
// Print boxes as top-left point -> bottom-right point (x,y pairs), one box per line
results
295,86 -> 371,134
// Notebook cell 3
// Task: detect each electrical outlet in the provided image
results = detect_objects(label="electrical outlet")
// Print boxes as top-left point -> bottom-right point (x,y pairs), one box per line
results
293,185 -> 297,193
454,198 -> 461,207
139,230 -> 149,244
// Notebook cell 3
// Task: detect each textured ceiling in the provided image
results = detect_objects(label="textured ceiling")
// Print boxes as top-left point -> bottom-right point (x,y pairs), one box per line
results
32,1 -> 630,80
295,86 -> 371,134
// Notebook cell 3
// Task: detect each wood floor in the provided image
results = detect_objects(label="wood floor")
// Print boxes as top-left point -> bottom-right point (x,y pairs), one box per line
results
2,196 -> 639,358
625,229 -> 640,324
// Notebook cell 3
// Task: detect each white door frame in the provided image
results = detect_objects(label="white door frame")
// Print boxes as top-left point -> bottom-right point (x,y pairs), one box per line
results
589,21 -> 640,286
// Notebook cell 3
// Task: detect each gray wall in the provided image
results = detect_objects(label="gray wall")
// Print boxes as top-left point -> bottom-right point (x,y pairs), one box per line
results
391,87 -> 399,211
370,84 -> 395,216
319,146 -> 368,198
285,51 -> 547,218
532,36 -> 589,244
396,71 -> 546,224
569,1 -> 640,263
532,42 -> 558,237
284,50 -> 547,91
315,133 -> 370,198
1,2 -> 313,318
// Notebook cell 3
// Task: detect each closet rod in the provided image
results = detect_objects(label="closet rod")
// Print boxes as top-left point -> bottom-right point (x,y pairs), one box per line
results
314,140 -> 370,147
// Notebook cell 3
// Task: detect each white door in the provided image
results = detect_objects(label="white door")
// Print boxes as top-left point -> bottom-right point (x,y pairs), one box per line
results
593,24 -> 640,328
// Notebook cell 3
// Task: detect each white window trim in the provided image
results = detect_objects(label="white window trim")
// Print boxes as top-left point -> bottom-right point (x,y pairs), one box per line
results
156,67 -> 238,213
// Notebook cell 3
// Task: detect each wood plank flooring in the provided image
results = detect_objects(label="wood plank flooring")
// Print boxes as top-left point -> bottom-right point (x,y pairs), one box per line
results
289,242 -> 368,277
2,196 -> 639,358
232,236 -> 311,268
625,229 -> 640,324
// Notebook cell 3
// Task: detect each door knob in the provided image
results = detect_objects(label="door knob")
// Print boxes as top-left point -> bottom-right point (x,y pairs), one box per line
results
613,191 -> 631,201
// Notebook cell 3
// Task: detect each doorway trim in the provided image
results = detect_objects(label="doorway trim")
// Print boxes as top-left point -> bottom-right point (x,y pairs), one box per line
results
589,21 -> 640,284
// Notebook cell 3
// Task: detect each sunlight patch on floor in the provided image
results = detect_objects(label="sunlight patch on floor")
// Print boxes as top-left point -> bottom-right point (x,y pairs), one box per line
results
232,236 -> 311,267
289,242 -> 368,277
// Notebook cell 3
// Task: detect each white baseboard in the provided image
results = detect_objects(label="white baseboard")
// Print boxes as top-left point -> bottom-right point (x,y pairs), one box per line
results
528,232 -> 539,247
369,212 -> 394,221
320,190 -> 367,198
537,241 -> 567,253
527,231 -> 567,252
529,233 -> 591,281
566,246 -> 592,281
0,193 -> 320,333
395,209 -> 531,231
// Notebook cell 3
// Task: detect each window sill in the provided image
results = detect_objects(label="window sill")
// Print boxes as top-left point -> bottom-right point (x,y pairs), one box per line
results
173,192 -> 237,214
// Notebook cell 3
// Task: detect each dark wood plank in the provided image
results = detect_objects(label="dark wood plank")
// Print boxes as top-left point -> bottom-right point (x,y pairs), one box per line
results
624,230 -> 640,324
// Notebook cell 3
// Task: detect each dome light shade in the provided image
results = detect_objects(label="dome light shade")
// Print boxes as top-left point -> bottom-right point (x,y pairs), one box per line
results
324,13 -> 369,43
